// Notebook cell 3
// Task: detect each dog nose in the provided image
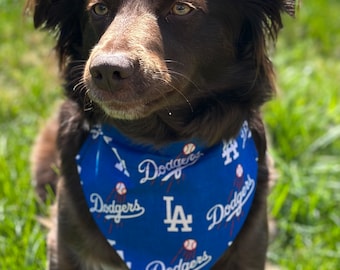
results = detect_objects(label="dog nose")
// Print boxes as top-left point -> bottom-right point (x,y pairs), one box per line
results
89,53 -> 134,91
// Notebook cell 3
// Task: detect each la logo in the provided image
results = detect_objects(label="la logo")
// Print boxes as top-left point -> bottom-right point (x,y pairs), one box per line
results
222,139 -> 239,165
163,196 -> 193,232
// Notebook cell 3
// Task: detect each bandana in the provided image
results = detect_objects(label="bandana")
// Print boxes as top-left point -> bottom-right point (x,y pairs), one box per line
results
76,121 -> 258,270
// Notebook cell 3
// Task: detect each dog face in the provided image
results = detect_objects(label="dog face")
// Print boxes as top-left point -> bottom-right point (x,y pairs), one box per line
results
83,0 -> 286,120
84,0 -> 244,120
28,0 -> 295,144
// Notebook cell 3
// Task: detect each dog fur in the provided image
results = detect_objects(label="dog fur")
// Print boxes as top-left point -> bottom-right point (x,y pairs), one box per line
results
27,0 -> 295,269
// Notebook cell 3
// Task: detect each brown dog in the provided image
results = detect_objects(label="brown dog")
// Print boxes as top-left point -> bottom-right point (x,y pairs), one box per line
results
27,0 -> 295,269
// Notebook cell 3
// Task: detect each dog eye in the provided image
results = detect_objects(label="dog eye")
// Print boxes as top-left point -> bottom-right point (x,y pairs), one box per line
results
92,3 -> 109,16
171,2 -> 194,16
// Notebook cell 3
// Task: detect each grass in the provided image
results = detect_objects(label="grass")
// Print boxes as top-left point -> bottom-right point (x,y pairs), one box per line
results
0,1 -> 60,268
264,1 -> 340,269
0,0 -> 339,269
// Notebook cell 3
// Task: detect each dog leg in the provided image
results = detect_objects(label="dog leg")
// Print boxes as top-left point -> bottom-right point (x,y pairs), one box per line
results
31,116 -> 60,202
47,204 -> 59,270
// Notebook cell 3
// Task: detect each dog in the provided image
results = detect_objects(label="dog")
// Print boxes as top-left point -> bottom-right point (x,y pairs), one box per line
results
27,0 -> 295,269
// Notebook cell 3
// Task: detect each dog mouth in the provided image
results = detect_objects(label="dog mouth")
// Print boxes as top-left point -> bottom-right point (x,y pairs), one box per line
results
83,52 -> 193,120
86,85 -> 174,120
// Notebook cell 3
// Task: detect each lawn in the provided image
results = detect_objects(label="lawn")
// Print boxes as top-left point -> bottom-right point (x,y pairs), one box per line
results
0,0 -> 339,269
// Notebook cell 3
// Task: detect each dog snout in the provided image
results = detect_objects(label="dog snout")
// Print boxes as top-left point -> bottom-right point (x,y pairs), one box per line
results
89,53 -> 134,91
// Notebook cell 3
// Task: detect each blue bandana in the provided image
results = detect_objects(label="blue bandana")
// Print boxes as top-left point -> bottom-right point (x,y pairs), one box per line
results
76,121 -> 258,269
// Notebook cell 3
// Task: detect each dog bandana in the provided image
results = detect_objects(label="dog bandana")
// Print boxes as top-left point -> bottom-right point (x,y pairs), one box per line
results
76,121 -> 258,270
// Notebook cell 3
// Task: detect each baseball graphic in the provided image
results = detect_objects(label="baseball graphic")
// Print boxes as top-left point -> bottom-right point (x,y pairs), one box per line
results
183,143 -> 196,155
115,182 -> 127,195
183,239 -> 197,251
236,164 -> 243,178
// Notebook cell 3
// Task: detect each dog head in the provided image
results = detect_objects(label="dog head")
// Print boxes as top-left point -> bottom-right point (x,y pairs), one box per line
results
27,0 -> 295,144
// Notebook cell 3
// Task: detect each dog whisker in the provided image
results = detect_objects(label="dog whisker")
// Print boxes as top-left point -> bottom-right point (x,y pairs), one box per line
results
71,65 -> 85,71
68,61 -> 86,74
83,90 -> 93,112
66,63 -> 87,92
168,83 -> 194,113
167,70 -> 202,93
164,59 -> 202,92
154,72 -> 194,114
72,79 -> 86,92
164,59 -> 185,66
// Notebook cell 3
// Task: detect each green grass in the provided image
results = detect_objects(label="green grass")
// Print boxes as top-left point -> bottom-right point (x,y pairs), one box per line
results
0,1 -> 60,268
265,1 -> 340,269
0,0 -> 339,269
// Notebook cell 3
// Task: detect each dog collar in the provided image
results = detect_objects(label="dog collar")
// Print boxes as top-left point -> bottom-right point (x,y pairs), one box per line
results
76,121 -> 258,269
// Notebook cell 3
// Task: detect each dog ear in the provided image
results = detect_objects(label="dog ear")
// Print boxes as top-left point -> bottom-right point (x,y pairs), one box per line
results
237,1 -> 285,53
25,0 -> 86,66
